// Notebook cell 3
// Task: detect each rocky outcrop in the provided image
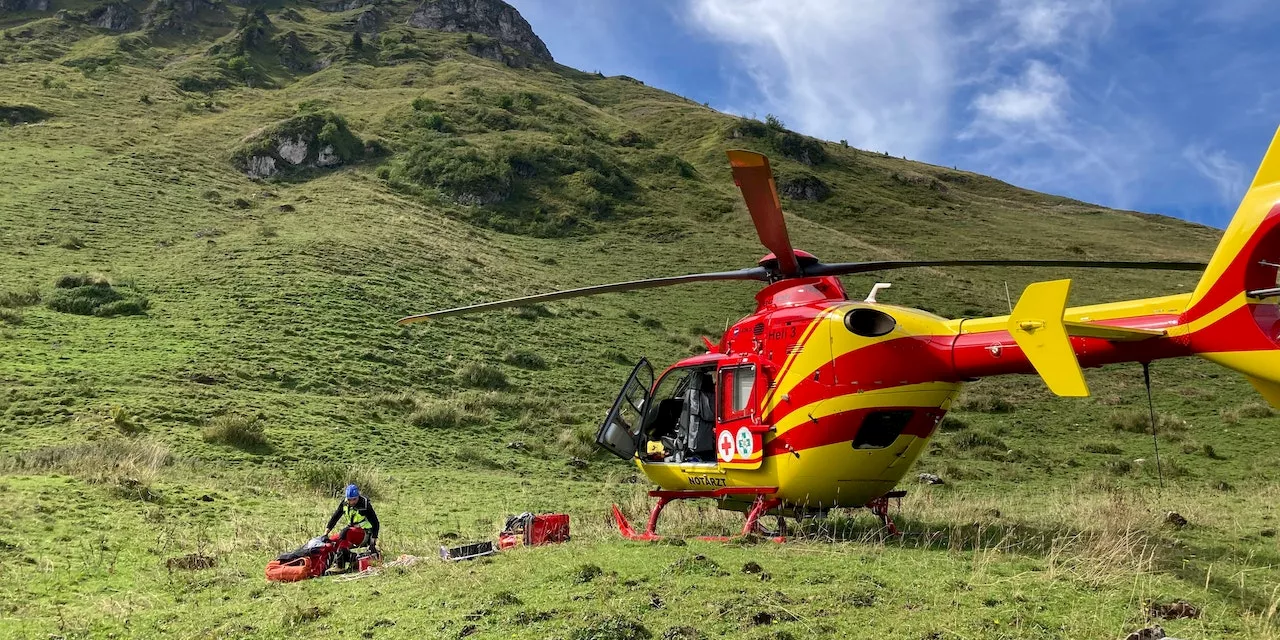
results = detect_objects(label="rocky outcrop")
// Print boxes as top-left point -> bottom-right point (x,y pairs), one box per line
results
407,0 -> 552,63
0,0 -> 51,12
88,2 -> 138,31
348,7 -> 382,34
143,0 -> 231,35
778,174 -> 831,201
234,111 -> 368,179
318,0 -> 367,11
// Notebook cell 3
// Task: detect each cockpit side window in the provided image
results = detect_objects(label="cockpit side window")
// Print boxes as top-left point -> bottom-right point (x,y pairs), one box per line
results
718,365 -> 756,421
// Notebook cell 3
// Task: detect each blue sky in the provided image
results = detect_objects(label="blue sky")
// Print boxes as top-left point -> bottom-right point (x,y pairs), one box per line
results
507,0 -> 1280,229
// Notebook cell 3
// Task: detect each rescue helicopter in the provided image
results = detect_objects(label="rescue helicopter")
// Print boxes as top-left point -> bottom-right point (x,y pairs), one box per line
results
400,130 -> 1280,540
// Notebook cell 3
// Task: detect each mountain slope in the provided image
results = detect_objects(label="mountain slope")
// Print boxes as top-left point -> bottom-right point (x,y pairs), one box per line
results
2,2 -> 1278,639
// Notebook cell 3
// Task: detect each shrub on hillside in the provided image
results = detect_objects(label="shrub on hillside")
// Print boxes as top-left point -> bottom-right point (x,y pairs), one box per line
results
938,415 -> 968,432
0,103 -> 52,126
1109,410 -> 1187,435
456,362 -> 507,389
504,350 -> 547,369
3,439 -> 171,486
0,309 -> 20,326
0,286 -> 40,308
951,430 -> 1006,451
295,462 -> 383,499
952,391 -> 1014,413
1221,402 -> 1274,423
202,415 -> 268,448
46,274 -> 148,317
730,117 -> 828,165
408,398 -> 468,429
232,110 -> 368,178
1082,442 -> 1122,455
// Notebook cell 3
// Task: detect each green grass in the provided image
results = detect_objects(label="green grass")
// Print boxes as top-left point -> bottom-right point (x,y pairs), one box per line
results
0,2 -> 1277,638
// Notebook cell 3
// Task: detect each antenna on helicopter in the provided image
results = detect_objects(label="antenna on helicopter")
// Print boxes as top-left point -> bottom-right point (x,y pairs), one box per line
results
864,283 -> 892,303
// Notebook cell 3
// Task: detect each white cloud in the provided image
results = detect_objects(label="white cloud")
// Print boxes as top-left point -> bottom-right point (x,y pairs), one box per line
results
972,60 -> 1067,125
1183,144 -> 1249,205
997,0 -> 1112,52
685,0 -> 953,159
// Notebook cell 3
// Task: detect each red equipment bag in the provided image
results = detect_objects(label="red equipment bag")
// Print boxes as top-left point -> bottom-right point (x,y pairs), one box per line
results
265,536 -> 335,582
498,513 -> 570,550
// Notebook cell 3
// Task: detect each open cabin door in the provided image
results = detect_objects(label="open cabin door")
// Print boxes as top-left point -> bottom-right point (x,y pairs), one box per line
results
595,359 -> 654,461
716,361 -> 766,470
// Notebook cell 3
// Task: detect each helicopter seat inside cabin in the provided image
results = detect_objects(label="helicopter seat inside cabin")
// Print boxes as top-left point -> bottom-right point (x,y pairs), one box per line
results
646,398 -> 683,461
680,374 -> 717,462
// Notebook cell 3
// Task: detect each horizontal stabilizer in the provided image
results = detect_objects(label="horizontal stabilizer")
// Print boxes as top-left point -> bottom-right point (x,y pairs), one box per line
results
1062,321 -> 1165,342
1008,279 -> 1090,397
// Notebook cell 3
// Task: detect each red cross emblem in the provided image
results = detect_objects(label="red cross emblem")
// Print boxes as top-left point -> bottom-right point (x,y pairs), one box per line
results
717,430 -> 735,462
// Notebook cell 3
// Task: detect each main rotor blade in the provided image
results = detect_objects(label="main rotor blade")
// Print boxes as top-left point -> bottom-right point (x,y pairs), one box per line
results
807,259 -> 1208,277
728,150 -> 800,276
397,267 -> 769,324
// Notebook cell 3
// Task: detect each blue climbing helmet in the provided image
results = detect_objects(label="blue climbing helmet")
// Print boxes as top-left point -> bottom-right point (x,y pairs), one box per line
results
344,484 -> 360,500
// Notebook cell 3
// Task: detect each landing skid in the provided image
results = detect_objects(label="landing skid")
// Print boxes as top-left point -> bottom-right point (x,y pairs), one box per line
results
610,488 -> 908,542
611,487 -> 786,542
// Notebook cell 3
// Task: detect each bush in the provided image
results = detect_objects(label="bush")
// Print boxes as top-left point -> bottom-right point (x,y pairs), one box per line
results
1110,410 -> 1187,435
1,103 -> 53,126
1082,442 -> 1122,455
503,350 -> 547,370
57,235 -> 84,250
557,425 -> 597,459
952,391 -> 1014,413
1221,403 -> 1274,423
0,286 -> 40,308
409,399 -> 467,429
46,276 -> 148,317
393,136 -> 512,204
202,415 -> 268,448
938,415 -> 968,432
232,110 -> 366,175
0,309 -> 20,326
3,439 -> 171,486
951,430 -> 1006,451
295,462 -> 383,499
730,117 -> 827,165
456,445 -> 502,469
457,362 -> 507,389
1103,459 -> 1133,476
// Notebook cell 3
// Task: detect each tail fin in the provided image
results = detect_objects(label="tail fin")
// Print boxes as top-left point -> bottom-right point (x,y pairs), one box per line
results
1184,126 -> 1280,405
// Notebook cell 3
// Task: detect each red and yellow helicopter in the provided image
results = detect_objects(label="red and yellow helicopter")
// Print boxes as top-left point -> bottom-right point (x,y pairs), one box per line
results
400,130 -> 1280,540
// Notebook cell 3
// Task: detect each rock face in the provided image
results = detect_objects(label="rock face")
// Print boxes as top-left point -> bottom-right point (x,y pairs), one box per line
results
407,0 -> 552,63
0,0 -> 51,12
88,2 -> 138,31
779,174 -> 831,201
234,111 -> 366,180
143,0 -> 229,35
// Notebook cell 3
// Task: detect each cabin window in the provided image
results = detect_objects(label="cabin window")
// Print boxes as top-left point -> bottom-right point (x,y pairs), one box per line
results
853,410 -> 912,449
719,365 -> 756,421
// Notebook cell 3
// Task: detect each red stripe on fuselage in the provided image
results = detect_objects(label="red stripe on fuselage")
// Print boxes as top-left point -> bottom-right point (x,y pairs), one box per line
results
764,336 -> 955,425
763,406 -> 941,458
1183,205 -> 1280,323
1189,303 -> 1280,353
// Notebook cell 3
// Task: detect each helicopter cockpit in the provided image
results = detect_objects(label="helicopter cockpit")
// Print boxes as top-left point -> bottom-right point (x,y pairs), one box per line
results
641,366 -> 717,463
596,358 -> 728,465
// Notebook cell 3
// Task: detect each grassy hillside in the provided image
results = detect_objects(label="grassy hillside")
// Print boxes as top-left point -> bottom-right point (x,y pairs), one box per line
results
1,2 -> 1277,638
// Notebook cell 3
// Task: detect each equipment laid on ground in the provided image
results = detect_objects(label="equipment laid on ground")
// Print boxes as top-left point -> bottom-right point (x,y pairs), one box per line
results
265,530 -> 380,582
402,133 -> 1280,540
498,512 -> 571,549
441,513 -> 571,561
266,535 -> 335,582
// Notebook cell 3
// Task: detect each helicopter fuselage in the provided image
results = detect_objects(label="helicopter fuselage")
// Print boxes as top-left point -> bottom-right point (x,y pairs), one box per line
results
621,275 -> 1204,511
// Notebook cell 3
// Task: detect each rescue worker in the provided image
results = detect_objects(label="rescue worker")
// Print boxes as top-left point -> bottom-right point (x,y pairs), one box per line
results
324,484 -> 380,557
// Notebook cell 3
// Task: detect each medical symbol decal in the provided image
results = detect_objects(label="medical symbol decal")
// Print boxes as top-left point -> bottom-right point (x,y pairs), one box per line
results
717,430 -> 736,462
735,427 -> 753,458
